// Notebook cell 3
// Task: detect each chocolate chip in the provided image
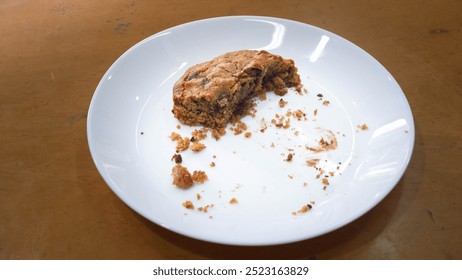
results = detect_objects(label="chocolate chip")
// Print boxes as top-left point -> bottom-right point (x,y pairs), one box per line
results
171,154 -> 182,164
201,78 -> 210,86
187,73 -> 198,80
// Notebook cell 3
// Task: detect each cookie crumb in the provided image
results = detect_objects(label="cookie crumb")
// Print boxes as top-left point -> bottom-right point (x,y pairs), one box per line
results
210,162 -> 215,167
293,109 -> 306,121
322,100 -> 330,106
303,182 -> 308,187
182,200 -> 194,209
279,98 -> 288,108
190,141 -> 206,152
306,158 -> 320,167
260,118 -> 268,133
244,131 -> 252,138
196,193 -> 201,200
192,170 -> 208,184
229,198 -> 238,204
286,153 -> 294,162
358,123 -> 368,130
169,132 -> 181,141
176,124 -> 181,129
292,203 -> 313,215
176,137 -> 190,152
191,128 -> 208,141
322,178 -> 329,185
172,165 -> 194,189
230,121 -> 248,135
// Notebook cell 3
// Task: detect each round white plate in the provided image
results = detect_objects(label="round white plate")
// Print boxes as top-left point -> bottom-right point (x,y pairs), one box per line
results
87,16 -> 414,246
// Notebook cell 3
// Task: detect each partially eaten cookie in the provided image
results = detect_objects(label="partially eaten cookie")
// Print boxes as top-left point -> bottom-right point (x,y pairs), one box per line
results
172,50 -> 302,129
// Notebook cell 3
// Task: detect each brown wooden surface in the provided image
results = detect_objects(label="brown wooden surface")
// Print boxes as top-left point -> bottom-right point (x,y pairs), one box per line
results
1,0 -> 461,260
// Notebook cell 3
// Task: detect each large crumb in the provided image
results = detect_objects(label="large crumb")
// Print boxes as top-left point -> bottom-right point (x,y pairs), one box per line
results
172,164 -> 194,189
192,170 -> 208,184
229,198 -> 238,204
190,141 -> 206,152
176,137 -> 190,152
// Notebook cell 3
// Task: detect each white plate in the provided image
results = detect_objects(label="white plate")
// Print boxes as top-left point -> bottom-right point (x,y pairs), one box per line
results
87,16 -> 414,246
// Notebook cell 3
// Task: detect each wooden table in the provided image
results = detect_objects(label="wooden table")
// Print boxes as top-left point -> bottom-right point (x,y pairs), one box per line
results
1,0 -> 461,259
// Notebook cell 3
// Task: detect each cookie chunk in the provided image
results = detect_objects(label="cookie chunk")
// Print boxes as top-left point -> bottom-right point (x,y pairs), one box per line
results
172,50 -> 301,128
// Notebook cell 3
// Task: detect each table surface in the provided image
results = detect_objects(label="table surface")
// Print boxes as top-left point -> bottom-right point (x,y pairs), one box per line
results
1,0 -> 461,260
